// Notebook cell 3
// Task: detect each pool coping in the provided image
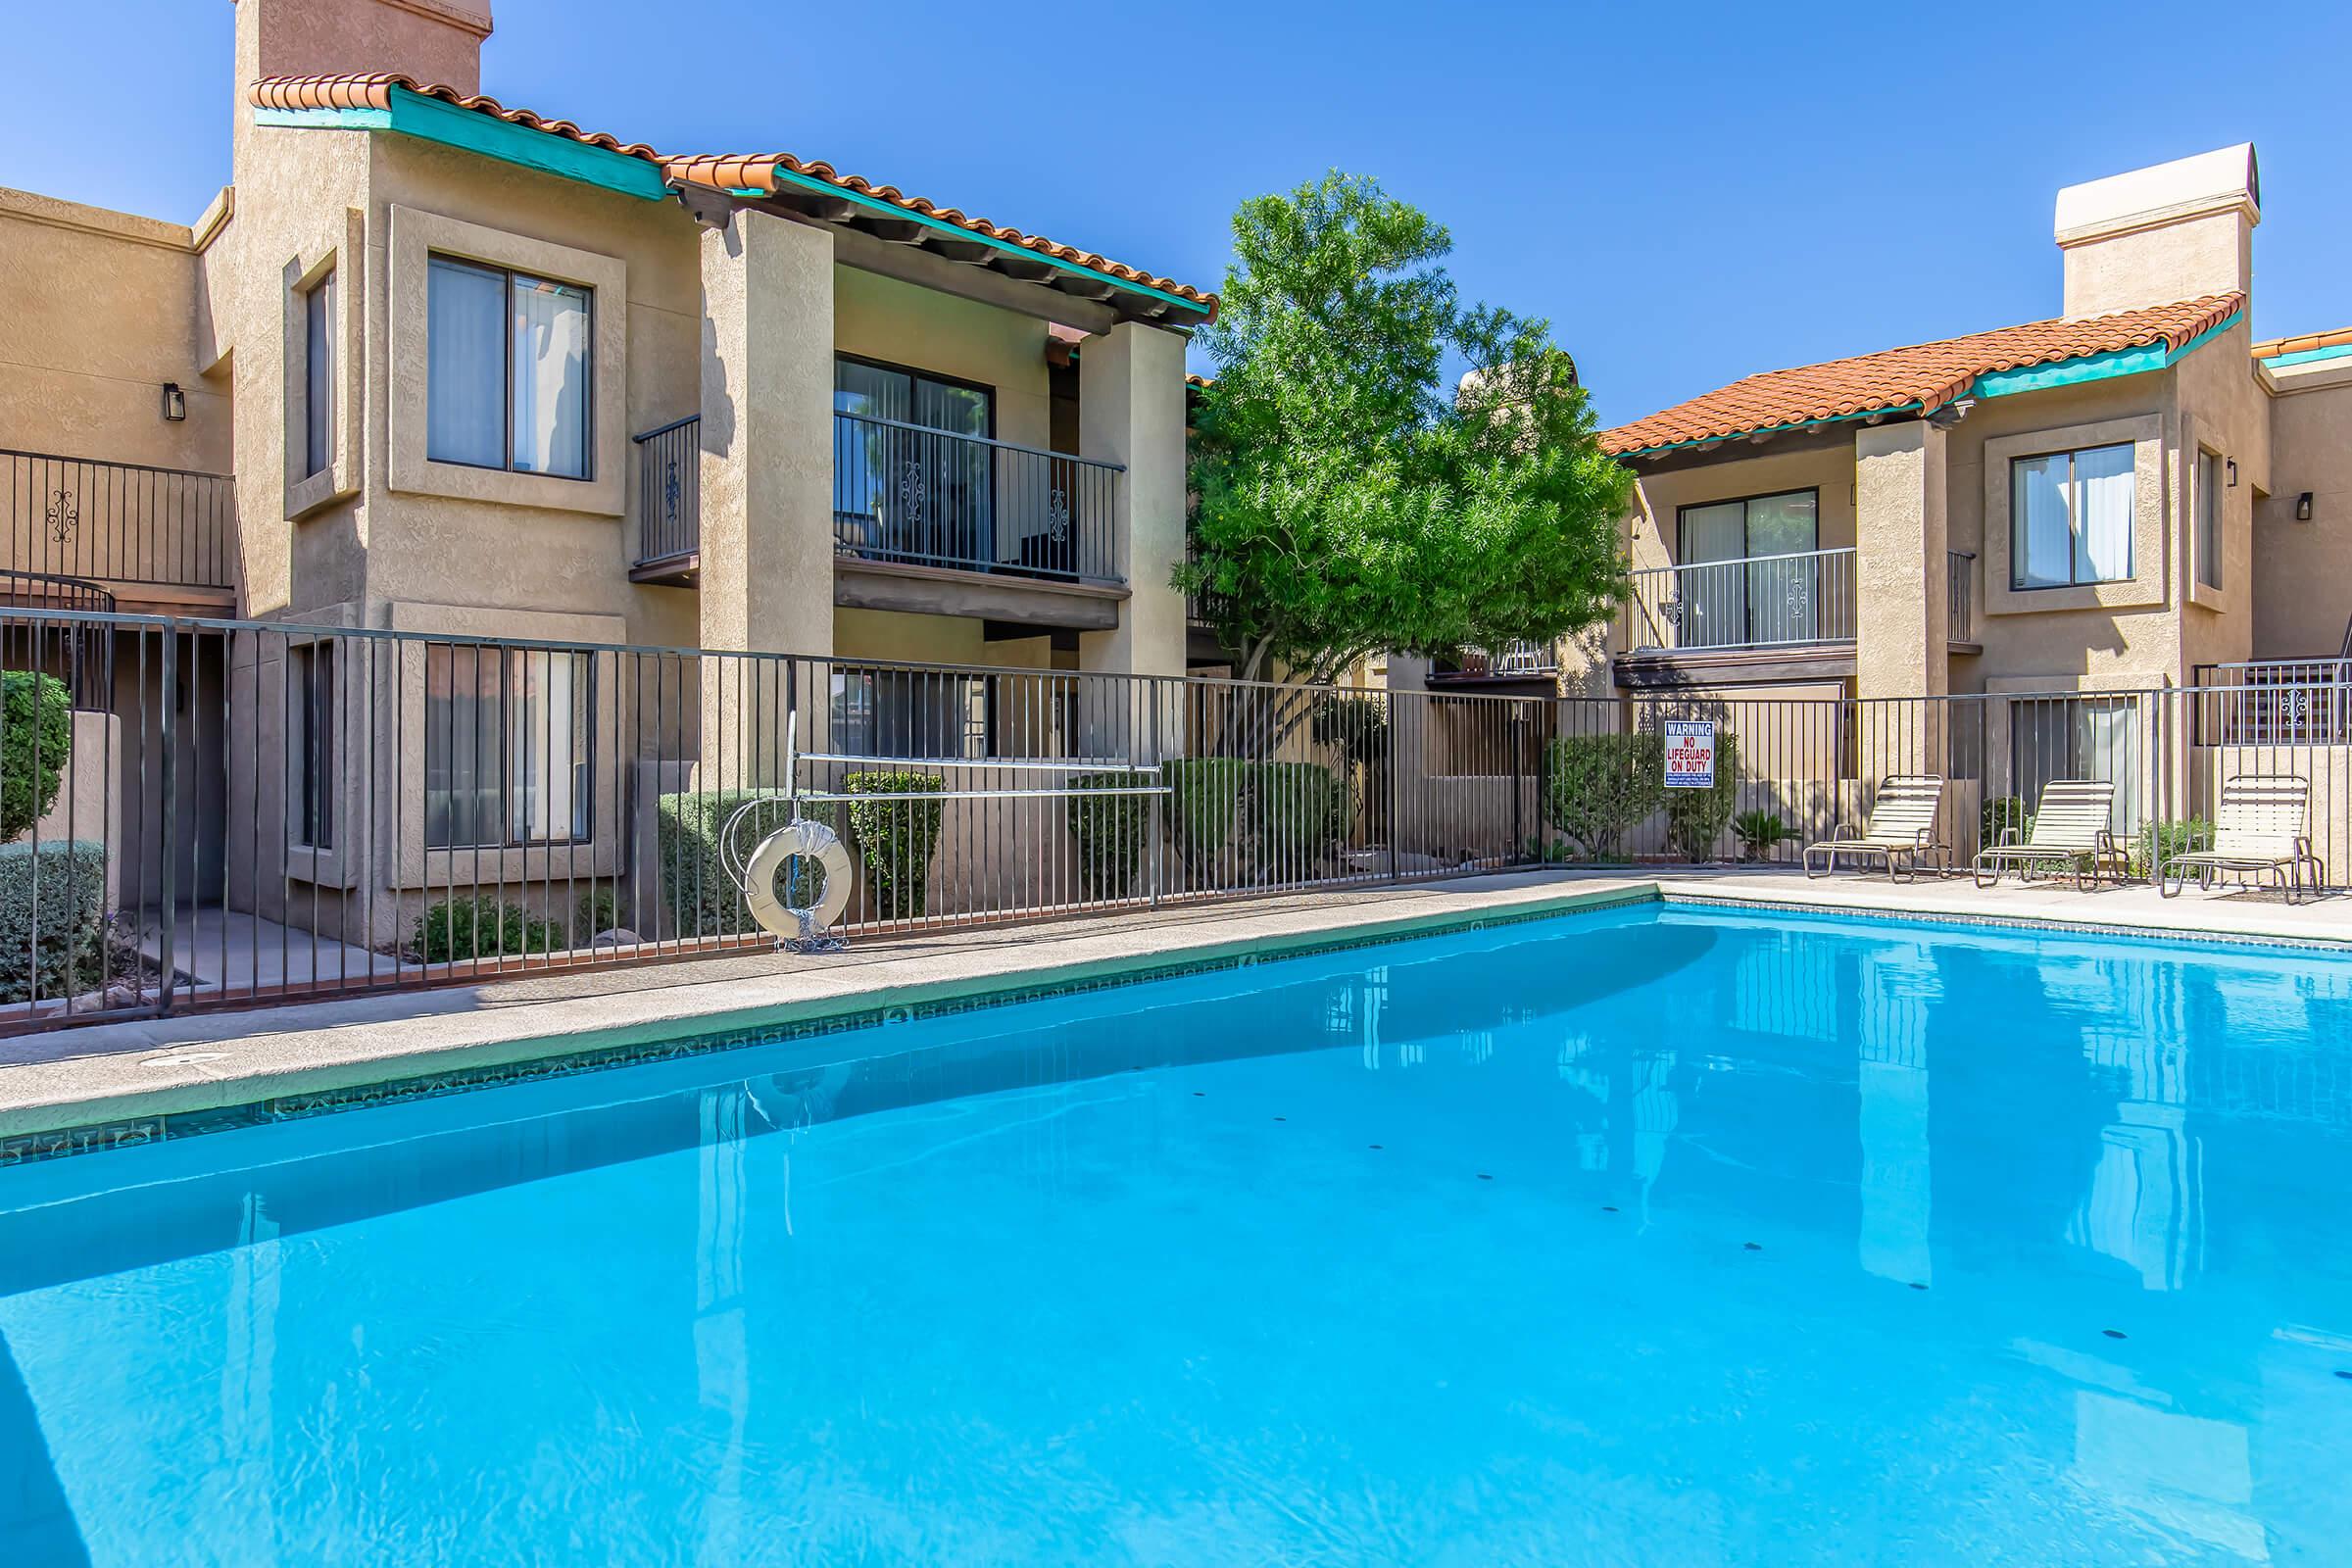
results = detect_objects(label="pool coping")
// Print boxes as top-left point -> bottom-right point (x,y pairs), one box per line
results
4,868 -> 2348,1166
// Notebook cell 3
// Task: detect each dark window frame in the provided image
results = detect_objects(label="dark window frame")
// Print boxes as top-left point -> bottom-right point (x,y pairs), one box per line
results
2007,441 -> 2136,591
290,640 -> 335,851
424,253 -> 597,482
422,643 -> 599,851
1673,486 -> 1823,646
303,269 -> 335,480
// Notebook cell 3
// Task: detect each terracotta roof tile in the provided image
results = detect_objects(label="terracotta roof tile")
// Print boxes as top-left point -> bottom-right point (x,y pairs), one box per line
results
2252,326 -> 2352,360
1602,293 -> 2243,457
251,74 -> 1216,314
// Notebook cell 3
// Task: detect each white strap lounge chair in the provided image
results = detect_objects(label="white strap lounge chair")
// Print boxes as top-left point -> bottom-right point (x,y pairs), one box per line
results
2160,774 -> 2326,905
1972,779 -> 2126,891
1804,775 -> 1948,882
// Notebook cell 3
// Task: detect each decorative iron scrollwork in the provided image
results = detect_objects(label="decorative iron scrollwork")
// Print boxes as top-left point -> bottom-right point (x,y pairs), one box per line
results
1046,487 -> 1070,543
662,459 -> 681,524
898,461 -> 927,525
46,489 -> 77,545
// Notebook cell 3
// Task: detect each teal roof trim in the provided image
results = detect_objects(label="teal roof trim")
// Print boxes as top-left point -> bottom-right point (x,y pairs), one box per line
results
256,86 -> 671,201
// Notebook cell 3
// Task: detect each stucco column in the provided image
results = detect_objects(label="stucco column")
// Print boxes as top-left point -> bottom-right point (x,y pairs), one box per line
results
1077,320 -> 1188,686
696,210 -> 833,781
1854,422 -> 1951,788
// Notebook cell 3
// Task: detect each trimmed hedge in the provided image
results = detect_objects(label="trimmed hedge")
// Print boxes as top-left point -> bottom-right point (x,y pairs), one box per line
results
1543,732 -> 1664,858
841,771 -> 946,921
1665,730 -> 1740,862
656,790 -> 835,937
1066,771 -> 1152,903
1164,757 -> 1248,873
2,671 -> 73,841
0,839 -> 107,1004
1256,760 -> 1351,866
413,896 -> 557,964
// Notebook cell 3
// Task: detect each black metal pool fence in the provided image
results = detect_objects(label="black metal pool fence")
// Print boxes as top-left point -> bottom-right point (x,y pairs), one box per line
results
2,605 -> 2346,1031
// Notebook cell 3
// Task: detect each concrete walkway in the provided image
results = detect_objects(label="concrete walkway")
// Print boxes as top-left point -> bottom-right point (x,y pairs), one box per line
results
4,865 -> 2348,1148
136,905 -> 404,994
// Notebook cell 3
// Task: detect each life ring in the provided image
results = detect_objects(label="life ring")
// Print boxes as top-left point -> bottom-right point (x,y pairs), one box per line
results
743,819 -> 854,941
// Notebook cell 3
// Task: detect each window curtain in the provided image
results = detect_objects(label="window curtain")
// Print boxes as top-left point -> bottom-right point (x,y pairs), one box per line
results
1742,491 -> 1819,644
1677,501 -> 1746,649
507,651 -> 588,842
511,277 -> 590,479
914,380 -> 993,566
2013,455 -> 2073,588
424,643 -> 505,849
2074,444 -> 2134,583
426,258 -> 507,469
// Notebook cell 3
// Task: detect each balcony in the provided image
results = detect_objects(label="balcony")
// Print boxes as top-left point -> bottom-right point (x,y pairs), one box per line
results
1429,640 -> 1556,686
628,412 -> 1127,627
3,448 -> 236,605
1614,547 -> 1978,685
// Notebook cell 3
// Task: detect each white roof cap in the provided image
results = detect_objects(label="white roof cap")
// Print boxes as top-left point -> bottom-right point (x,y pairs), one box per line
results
2055,144 -> 2259,243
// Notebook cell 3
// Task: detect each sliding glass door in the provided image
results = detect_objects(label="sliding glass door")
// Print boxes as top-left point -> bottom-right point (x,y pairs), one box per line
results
834,359 -> 996,569
1676,489 -> 1820,648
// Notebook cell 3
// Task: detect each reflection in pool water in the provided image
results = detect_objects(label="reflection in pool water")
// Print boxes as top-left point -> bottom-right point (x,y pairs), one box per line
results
1,904 -> 2348,1565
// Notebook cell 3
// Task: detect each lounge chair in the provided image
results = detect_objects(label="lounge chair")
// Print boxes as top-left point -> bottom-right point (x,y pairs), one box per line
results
1804,775 -> 1948,881
1972,779 -> 2126,891
2160,774 -> 2326,905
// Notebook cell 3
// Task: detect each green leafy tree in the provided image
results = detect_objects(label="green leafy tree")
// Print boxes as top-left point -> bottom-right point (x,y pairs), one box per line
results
1179,172 -> 1630,719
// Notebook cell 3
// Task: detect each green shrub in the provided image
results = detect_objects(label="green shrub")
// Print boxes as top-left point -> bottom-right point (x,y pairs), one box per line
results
1982,795 -> 2031,848
0,840 -> 107,1003
1665,731 -> 1740,862
1542,732 -> 1664,858
1,671 -> 73,841
1066,771 -> 1152,903
412,896 -> 557,964
1164,757 -> 1249,874
1309,694 -> 1390,769
841,771 -> 945,921
1732,808 -> 1790,861
2132,817 -> 2213,880
1256,760 -> 1351,866
572,881 -> 621,943
656,790 -> 835,937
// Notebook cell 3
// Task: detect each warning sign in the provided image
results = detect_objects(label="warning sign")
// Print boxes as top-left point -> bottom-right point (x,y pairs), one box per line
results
1663,720 -> 1716,789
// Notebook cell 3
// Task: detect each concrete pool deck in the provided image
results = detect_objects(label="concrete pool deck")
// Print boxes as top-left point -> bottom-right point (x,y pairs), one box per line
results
3,866 -> 2348,1156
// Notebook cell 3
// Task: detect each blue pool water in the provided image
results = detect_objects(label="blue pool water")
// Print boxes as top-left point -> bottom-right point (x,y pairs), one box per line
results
3,903 -> 2351,1565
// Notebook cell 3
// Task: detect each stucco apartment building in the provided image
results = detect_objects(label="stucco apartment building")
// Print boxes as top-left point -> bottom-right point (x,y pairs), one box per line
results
1403,142 -> 2352,843
5,0 -> 1203,670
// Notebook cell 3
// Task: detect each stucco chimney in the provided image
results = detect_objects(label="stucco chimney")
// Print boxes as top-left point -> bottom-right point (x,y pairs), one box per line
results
233,0 -> 493,96
2054,144 -> 2258,319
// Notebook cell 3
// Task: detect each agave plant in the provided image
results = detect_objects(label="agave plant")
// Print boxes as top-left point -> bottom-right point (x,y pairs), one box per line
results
1731,808 -> 1791,862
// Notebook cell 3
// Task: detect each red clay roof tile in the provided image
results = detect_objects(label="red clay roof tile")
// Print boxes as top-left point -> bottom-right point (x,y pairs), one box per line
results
1602,293 -> 2243,457
251,73 -> 1217,314
2252,326 -> 2352,360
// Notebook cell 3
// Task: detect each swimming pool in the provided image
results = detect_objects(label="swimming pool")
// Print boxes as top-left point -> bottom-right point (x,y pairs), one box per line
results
3,901 -> 2348,1565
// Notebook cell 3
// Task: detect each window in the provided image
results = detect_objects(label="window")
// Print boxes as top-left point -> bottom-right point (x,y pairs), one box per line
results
426,256 -> 592,479
1675,489 -> 1821,647
424,645 -> 595,849
829,669 -> 989,760
2197,449 -> 2225,591
2012,698 -> 2137,833
303,270 -> 335,478
2011,443 -> 2133,588
833,357 -> 996,566
290,642 -> 335,850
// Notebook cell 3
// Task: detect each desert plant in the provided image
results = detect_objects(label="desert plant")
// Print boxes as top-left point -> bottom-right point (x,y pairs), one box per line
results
1,670 -> 74,841
1665,731 -> 1740,862
1066,771 -> 1152,903
1542,732 -> 1664,858
841,771 -> 946,921
1732,808 -> 1791,861
412,895 -> 556,964
0,839 -> 107,1003
2132,817 -> 2214,881
1255,760 -> 1352,868
1163,757 -> 1249,875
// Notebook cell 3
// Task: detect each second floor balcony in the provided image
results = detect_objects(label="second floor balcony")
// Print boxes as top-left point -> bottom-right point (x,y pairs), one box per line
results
1616,547 -> 1979,671
629,412 -> 1124,599
4,448 -> 237,607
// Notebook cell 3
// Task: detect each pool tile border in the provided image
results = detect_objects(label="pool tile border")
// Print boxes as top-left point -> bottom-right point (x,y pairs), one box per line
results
1660,890 -> 2352,955
0,887 -> 1657,1168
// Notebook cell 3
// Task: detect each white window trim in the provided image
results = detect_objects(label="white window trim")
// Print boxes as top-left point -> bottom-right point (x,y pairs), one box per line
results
387,205 -> 627,517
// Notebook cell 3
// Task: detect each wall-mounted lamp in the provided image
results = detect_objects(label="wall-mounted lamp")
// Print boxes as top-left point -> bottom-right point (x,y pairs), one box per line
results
2296,492 -> 2315,521
161,382 -> 186,422
2226,458 -> 2238,488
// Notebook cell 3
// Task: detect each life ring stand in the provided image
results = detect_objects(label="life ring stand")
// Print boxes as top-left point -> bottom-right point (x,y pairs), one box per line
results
742,818 -> 854,947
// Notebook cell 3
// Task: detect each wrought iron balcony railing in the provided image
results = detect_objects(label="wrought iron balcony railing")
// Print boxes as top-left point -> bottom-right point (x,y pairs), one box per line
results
833,410 -> 1122,584
3,448 -> 235,592
1620,547 -> 1857,654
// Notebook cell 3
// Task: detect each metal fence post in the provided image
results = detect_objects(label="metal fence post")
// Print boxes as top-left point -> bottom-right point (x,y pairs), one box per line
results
155,622 -> 179,1016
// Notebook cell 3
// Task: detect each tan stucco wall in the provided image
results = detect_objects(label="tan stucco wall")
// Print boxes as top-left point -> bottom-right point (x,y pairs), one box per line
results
2251,364 -> 2352,660
0,187 -> 230,472
1624,443 -> 1858,575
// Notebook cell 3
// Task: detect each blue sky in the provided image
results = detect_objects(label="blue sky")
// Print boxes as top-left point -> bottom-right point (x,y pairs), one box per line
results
11,0 -> 2351,425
